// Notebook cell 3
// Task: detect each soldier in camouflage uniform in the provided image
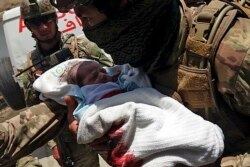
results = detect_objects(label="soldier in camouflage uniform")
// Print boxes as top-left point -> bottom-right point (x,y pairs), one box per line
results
0,0 -> 249,166
49,0 -> 250,166
0,0 -> 113,167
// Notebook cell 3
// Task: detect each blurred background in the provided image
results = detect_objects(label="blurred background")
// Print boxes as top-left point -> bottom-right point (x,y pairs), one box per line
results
0,0 -> 19,13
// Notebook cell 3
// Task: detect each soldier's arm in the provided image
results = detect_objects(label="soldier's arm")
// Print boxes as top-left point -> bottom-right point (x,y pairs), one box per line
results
0,101 -> 67,167
76,34 -> 114,67
215,18 -> 250,116
17,52 -> 40,107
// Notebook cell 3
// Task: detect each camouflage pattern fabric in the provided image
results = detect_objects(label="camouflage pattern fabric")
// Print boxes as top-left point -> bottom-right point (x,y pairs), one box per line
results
215,18 -> 250,116
221,153 -> 250,167
1,0 -> 250,166
19,66 -> 41,107
212,17 -> 250,159
0,101 -> 67,167
16,155 -> 43,167
150,0 -> 250,161
22,33 -> 113,107
0,33 -> 113,167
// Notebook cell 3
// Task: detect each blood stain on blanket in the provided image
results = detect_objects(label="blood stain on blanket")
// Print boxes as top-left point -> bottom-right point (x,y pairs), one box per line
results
111,143 -> 143,167
106,121 -> 143,167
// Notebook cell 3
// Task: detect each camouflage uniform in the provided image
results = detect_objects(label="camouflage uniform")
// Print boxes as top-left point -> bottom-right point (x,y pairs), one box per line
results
59,0 -> 250,165
17,155 -> 43,167
21,33 -> 113,106
1,0 -> 113,166
180,0 -> 250,154
1,0 -> 250,167
151,0 -> 250,165
221,153 -> 250,167
0,33 -> 113,167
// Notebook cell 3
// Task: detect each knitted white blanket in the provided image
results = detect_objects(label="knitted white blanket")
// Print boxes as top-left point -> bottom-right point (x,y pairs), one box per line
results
77,88 -> 224,167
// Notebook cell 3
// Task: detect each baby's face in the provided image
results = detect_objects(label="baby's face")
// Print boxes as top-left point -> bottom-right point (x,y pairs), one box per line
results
77,61 -> 116,86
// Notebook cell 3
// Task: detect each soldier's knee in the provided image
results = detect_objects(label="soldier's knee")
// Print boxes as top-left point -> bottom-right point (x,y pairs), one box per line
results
221,153 -> 250,167
0,124 -> 8,145
16,155 -> 43,167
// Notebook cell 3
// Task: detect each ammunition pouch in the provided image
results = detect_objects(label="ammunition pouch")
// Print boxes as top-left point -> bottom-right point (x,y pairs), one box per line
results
178,64 -> 215,109
178,0 -> 246,111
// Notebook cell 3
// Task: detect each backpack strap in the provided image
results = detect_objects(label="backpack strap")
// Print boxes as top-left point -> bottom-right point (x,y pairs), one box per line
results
178,0 -> 241,110
231,0 -> 250,18
184,0 -> 236,67
184,0 -> 248,68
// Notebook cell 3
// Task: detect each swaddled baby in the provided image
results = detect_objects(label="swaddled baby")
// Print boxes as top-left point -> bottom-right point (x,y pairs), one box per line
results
66,60 -> 152,120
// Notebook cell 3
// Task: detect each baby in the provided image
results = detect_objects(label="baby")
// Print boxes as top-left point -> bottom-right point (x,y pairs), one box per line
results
66,60 -> 151,120
33,59 -> 224,167
67,61 -> 120,86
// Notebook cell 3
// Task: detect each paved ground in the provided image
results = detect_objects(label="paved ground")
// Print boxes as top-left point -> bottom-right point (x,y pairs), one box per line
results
0,102 -> 110,167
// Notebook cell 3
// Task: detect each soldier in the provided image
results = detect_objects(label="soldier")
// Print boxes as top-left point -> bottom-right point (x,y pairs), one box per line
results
49,0 -> 250,166
0,0 -> 113,167
0,0 -> 249,166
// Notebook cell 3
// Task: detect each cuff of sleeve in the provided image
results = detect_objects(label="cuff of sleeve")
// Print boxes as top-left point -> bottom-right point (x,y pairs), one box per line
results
47,139 -> 57,149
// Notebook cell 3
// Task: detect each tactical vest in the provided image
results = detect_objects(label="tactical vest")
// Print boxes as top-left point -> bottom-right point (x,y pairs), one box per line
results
28,34 -> 80,73
179,0 -> 249,109
177,0 -> 250,154
147,0 -> 250,155
21,33 -> 114,106
21,34 -> 78,106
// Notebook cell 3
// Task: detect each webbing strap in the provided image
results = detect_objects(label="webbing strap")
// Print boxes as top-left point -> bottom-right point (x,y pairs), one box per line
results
191,0 -> 227,42
62,34 -> 79,58
232,1 -> 250,18
179,0 -> 238,110
185,0 -> 237,66
210,9 -> 237,65
186,36 -> 212,59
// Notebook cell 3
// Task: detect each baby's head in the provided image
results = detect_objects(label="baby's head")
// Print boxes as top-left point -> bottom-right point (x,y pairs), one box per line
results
67,60 -> 118,86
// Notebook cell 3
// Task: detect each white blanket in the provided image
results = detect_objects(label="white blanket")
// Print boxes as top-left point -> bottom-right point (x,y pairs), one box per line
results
78,88 -> 224,167
33,59 -> 151,106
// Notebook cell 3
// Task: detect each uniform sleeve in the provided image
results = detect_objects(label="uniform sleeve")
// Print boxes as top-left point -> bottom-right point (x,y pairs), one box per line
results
0,101 -> 67,167
215,18 -> 250,116
62,33 -> 114,67
76,34 -> 114,67
16,155 -> 43,167
47,139 -> 57,149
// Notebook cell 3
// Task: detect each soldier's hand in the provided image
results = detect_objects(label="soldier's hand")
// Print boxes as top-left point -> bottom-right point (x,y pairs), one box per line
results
52,145 -> 64,166
64,95 -> 78,135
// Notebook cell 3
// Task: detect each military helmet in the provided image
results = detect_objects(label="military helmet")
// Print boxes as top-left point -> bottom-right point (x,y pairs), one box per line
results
20,0 -> 56,19
50,0 -> 92,13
